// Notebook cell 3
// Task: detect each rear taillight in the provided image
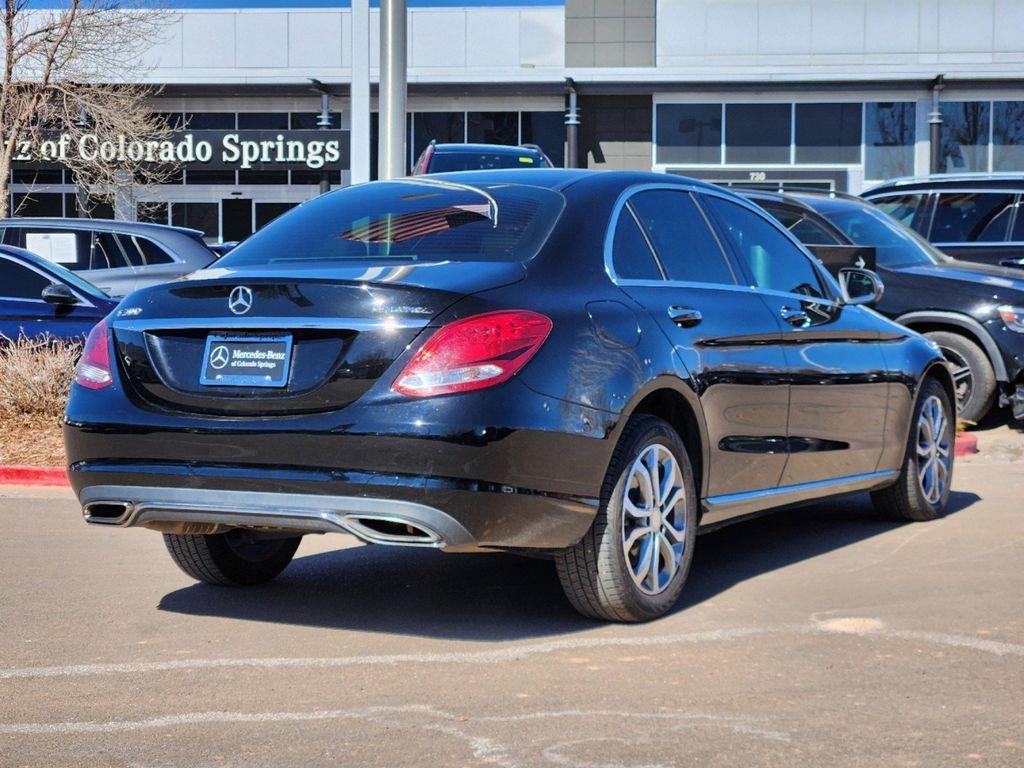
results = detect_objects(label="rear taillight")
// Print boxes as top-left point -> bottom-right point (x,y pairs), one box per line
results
75,318 -> 113,390
393,310 -> 552,398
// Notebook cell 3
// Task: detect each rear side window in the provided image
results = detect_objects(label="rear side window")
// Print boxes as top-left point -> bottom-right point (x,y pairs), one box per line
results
118,234 -> 174,266
704,196 -> 826,299
92,232 -> 129,269
872,193 -> 927,230
611,207 -> 662,280
627,190 -> 735,285
930,192 -> 1015,243
220,181 -> 565,266
0,257 -> 51,301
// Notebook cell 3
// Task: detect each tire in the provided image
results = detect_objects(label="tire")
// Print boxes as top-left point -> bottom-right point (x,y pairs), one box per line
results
555,415 -> 698,622
924,330 -> 996,423
871,377 -> 954,522
163,530 -> 302,586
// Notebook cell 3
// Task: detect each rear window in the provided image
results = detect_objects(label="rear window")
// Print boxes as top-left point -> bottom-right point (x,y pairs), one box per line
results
219,181 -> 565,266
427,151 -> 546,173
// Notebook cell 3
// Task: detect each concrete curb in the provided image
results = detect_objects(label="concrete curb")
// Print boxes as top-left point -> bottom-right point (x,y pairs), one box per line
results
0,434 -> 984,488
0,466 -> 69,486
954,433 -> 979,457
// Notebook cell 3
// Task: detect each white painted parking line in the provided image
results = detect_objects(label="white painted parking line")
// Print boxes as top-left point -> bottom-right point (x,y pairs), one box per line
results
2,622 -> 1021,681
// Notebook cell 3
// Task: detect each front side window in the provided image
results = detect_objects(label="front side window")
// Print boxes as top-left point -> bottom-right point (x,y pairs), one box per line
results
16,229 -> 91,270
220,181 -> 565,266
931,192 -> 1015,243
704,196 -> 826,299
611,207 -> 662,281
819,204 -> 939,268
627,190 -> 735,285
0,258 -> 51,301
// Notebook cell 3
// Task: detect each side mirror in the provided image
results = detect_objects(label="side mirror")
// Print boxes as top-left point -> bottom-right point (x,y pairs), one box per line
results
41,282 -> 78,306
838,267 -> 884,305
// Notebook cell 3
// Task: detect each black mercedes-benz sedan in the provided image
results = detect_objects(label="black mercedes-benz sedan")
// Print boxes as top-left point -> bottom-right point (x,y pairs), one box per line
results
65,170 -> 955,622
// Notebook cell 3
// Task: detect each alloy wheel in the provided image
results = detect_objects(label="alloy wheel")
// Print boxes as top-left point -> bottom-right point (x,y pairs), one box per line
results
939,345 -> 973,410
916,395 -> 952,505
621,444 -> 687,596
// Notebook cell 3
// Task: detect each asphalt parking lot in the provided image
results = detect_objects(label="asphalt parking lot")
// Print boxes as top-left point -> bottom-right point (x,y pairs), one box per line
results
2,429 -> 1022,768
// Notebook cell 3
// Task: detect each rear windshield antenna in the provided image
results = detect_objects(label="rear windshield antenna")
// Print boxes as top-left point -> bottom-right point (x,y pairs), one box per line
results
391,177 -> 498,228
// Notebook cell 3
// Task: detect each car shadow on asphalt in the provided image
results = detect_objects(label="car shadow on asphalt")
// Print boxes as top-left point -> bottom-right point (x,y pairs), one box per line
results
157,490 -> 980,640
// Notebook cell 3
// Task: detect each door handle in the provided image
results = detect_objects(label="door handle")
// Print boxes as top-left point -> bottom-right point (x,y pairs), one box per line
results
668,306 -> 702,327
780,306 -> 809,327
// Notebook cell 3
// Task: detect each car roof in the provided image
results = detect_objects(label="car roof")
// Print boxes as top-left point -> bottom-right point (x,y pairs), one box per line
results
0,217 -> 205,239
423,168 -> 726,195
863,173 -> 1024,196
430,143 -> 547,155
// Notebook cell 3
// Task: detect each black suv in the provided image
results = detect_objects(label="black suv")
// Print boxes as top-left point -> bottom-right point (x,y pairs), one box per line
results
744,189 -> 1024,423
862,174 -> 1024,269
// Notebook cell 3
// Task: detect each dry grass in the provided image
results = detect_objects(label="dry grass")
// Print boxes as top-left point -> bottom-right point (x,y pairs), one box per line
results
0,335 -> 80,466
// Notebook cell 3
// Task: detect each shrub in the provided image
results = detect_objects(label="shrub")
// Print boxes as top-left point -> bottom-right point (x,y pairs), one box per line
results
0,334 -> 81,422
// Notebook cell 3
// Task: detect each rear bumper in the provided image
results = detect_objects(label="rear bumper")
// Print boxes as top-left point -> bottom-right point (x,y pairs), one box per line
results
64,379 -> 611,550
69,462 -> 599,550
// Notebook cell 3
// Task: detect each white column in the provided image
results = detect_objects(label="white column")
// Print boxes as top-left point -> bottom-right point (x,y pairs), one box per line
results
350,0 -> 371,185
378,0 -> 407,180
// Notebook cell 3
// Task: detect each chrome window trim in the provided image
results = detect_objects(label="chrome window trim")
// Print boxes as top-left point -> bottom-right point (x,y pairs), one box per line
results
603,181 -> 843,306
0,253 -> 95,308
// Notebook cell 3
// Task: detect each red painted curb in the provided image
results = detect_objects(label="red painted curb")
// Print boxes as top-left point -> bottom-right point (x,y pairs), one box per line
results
954,433 -> 979,457
0,465 -> 69,486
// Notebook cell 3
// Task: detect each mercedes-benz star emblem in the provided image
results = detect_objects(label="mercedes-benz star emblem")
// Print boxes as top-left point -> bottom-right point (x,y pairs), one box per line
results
228,286 -> 253,316
209,345 -> 230,370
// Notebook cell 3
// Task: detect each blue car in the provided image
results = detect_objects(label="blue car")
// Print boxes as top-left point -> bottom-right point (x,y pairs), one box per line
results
0,245 -> 118,342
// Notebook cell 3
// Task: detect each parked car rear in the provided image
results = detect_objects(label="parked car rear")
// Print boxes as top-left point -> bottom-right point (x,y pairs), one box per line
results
862,174 -> 1024,269
412,143 -> 553,174
0,218 -> 216,297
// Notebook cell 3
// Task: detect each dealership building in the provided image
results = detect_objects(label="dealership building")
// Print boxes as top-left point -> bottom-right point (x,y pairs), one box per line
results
12,0 -> 1024,243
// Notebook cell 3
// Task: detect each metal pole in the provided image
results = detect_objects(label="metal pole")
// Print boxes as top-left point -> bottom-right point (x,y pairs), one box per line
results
929,74 -> 945,174
350,0 -> 371,184
565,78 -> 579,169
378,0 -> 407,180
318,92 -> 331,195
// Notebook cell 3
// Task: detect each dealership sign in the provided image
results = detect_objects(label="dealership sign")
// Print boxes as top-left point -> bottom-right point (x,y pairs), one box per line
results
9,129 -> 351,171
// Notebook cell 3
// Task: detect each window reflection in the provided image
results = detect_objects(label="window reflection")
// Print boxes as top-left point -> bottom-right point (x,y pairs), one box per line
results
993,101 -> 1024,172
940,102 -> 990,173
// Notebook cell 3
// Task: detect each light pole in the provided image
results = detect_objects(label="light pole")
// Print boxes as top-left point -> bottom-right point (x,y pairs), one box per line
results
565,77 -> 579,169
928,74 -> 945,174
378,0 -> 407,179
309,78 -> 334,194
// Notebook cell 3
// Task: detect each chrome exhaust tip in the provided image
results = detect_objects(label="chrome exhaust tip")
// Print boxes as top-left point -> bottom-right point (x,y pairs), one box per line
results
82,501 -> 133,525
342,514 -> 442,545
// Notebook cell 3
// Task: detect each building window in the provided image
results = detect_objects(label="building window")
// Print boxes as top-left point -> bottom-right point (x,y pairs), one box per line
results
412,112 -> 466,163
467,112 -> 519,145
137,202 -> 169,225
171,202 -> 218,242
865,102 -> 916,180
185,169 -> 237,185
993,101 -> 1024,172
725,104 -> 791,164
238,170 -> 289,185
521,111 -> 566,167
655,104 -> 721,164
185,113 -> 236,130
940,102 -> 990,173
794,103 -> 861,164
237,113 -> 289,130
11,192 -> 63,217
